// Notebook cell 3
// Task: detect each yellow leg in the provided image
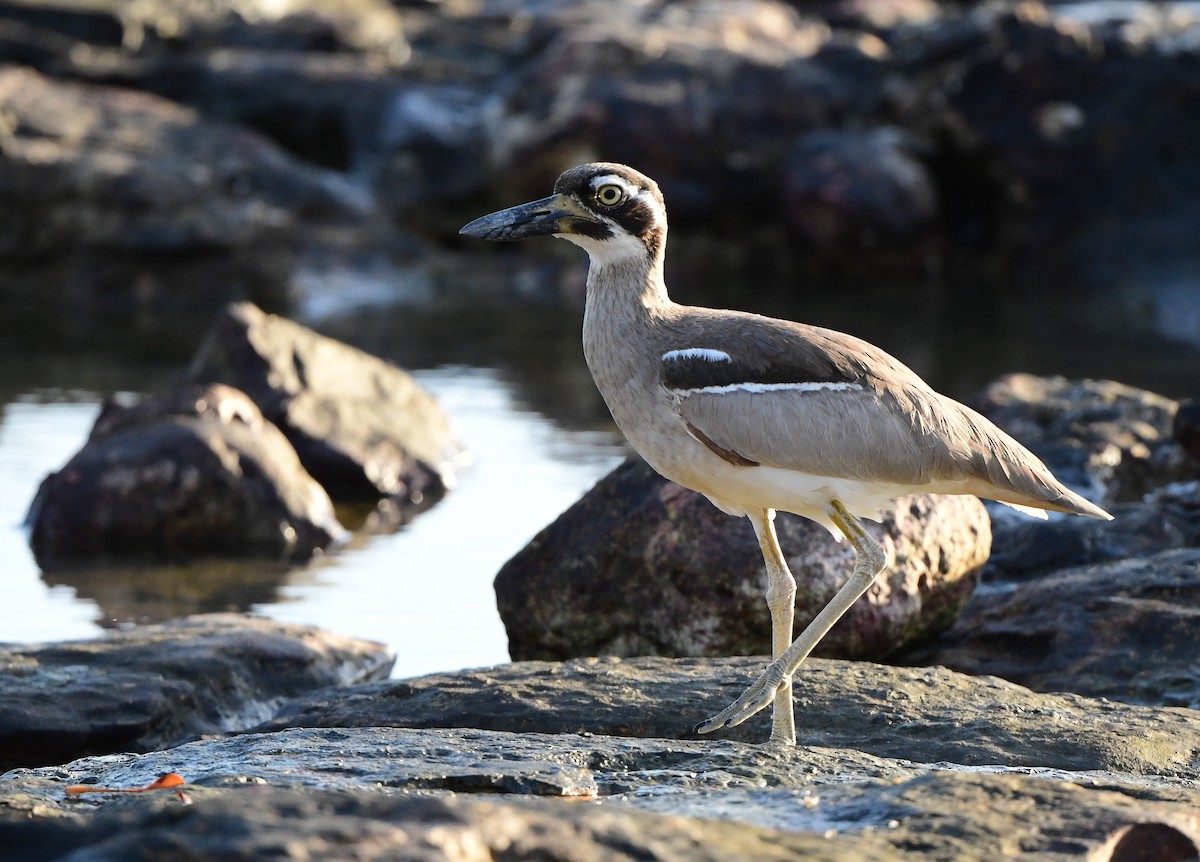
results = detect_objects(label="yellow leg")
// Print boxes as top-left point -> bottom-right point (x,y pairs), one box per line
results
749,508 -> 796,746
695,500 -> 887,740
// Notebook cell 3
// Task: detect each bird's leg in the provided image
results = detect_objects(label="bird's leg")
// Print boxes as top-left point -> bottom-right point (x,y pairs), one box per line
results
696,500 -> 888,738
749,508 -> 797,746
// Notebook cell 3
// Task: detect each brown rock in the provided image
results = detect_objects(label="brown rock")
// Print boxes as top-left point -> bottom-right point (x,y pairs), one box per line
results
495,457 -> 990,662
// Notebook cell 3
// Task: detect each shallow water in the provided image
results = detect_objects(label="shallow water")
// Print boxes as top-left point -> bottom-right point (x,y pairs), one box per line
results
1,245 -> 1197,677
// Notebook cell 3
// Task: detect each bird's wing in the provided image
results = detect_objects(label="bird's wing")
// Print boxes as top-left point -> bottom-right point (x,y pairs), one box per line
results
658,309 -> 1111,517
658,312 -> 966,484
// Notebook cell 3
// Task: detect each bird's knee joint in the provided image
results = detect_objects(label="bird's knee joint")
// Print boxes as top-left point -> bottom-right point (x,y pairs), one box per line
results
765,579 -> 796,608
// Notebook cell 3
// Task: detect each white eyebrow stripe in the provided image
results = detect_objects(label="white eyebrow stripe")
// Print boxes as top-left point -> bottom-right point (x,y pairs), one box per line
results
679,381 -> 863,396
662,348 -> 732,363
591,174 -> 641,198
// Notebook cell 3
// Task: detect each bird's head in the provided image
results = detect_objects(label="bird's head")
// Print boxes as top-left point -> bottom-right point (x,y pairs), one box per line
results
460,163 -> 667,265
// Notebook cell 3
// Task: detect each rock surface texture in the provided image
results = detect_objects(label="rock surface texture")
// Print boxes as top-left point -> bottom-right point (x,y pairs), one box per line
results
26,382 -> 345,566
187,301 -> 464,502
496,458 -> 991,662
2,656 -> 1200,861
0,614 -> 393,772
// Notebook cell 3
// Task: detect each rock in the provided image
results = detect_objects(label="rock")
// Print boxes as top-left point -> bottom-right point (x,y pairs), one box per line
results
1176,400 -> 1200,462
2,726 -> 1199,861
0,0 -> 407,58
893,2 -> 1200,291
481,1 -> 870,217
782,127 -> 938,248
971,374 -> 1187,506
25,383 -> 345,566
0,64 -> 409,346
0,614 -> 393,772
495,457 -> 989,662
981,481 -> 1200,582
900,548 -> 1200,710
258,655 -> 1200,776
186,302 -> 464,503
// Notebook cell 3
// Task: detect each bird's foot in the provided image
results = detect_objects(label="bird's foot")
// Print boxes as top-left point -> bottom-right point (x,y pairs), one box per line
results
694,660 -> 788,736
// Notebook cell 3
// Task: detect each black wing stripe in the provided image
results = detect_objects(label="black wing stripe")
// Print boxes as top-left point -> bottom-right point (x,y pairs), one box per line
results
661,348 -> 860,392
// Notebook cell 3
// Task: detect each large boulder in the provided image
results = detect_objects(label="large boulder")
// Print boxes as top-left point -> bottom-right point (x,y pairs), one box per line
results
26,383 -> 345,566
0,614 -> 392,772
187,302 -> 464,503
495,457 -> 990,662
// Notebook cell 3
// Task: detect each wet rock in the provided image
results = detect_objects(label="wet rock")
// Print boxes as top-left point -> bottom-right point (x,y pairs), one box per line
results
187,302 -> 464,503
3,727 -> 1199,861
26,383 -> 345,566
901,548 -> 1200,710
258,655 -> 1200,777
0,614 -> 393,772
972,374 -> 1187,506
496,457 -> 989,662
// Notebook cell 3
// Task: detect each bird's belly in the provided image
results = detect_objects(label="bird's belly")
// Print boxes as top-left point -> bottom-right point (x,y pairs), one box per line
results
631,425 -> 925,534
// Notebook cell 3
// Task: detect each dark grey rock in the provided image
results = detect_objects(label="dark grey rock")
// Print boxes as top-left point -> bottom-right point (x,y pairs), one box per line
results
981,482 -> 1200,582
496,457 -> 990,662
0,614 -> 393,772
2,726 -> 1199,862
0,63 -> 411,345
258,655 -> 1200,779
901,548 -> 1200,709
782,127 -> 938,247
971,374 -> 1187,506
25,383 -> 345,566
187,302 -> 464,504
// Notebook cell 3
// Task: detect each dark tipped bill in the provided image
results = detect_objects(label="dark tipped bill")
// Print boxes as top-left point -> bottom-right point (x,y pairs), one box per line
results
460,193 -> 595,241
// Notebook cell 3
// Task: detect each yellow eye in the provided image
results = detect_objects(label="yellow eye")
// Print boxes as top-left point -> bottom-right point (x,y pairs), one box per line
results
595,184 -> 625,207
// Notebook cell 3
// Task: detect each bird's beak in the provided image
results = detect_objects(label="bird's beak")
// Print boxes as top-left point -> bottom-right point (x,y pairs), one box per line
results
459,193 -> 597,241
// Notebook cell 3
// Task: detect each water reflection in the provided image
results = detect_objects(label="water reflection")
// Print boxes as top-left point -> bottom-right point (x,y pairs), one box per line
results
42,558 -> 294,628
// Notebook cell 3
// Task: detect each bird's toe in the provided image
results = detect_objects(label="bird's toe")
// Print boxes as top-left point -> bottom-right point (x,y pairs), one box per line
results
695,663 -> 787,735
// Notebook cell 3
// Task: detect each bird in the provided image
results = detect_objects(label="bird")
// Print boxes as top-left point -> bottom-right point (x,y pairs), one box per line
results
460,162 -> 1113,746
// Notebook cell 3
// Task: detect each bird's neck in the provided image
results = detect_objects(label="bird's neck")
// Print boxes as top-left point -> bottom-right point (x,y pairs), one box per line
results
581,243 -> 673,399
582,245 -> 672,328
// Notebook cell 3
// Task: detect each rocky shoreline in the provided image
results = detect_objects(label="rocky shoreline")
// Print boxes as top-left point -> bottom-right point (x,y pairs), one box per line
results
2,0 -> 1199,857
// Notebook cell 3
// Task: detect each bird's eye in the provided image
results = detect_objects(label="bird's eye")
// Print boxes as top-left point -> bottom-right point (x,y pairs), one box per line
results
595,184 -> 626,207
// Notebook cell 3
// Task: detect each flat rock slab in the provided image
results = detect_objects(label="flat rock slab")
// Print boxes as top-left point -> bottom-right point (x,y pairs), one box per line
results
0,614 -> 393,772
2,727 -> 1198,861
259,655 -> 1200,781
